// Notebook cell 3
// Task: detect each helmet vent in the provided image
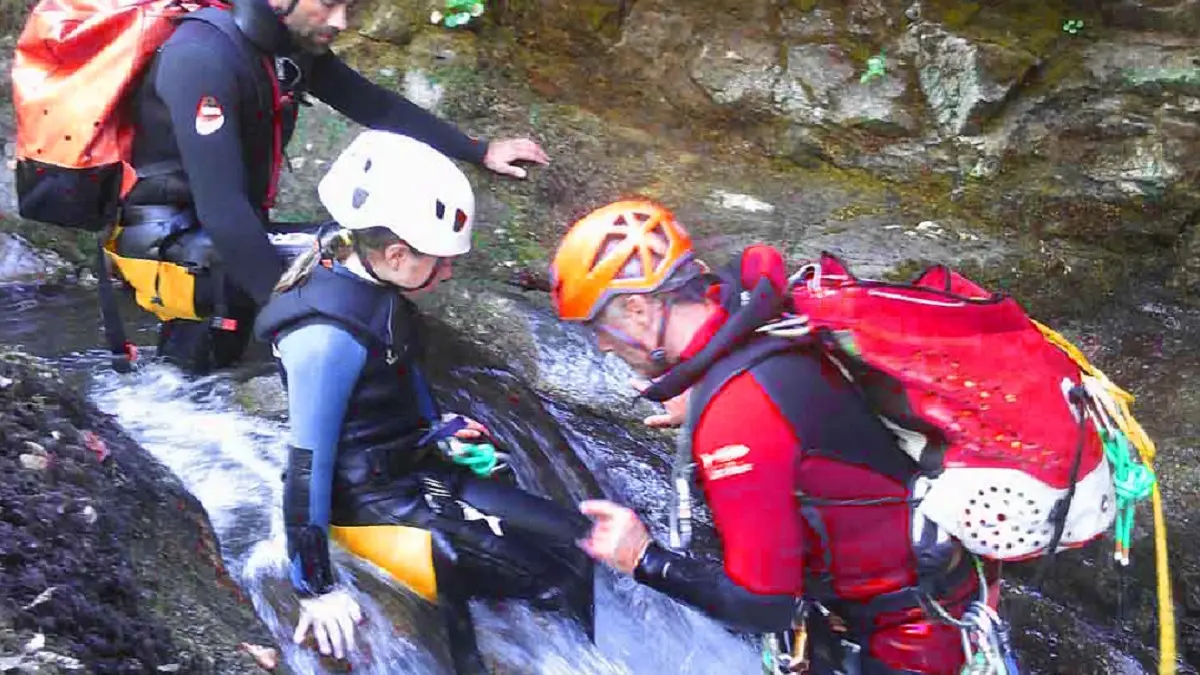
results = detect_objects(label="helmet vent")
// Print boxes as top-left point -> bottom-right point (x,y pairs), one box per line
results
453,208 -> 469,232
363,159 -> 373,172
352,187 -> 369,209
435,199 -> 446,220
594,232 -> 630,277
645,228 -> 669,274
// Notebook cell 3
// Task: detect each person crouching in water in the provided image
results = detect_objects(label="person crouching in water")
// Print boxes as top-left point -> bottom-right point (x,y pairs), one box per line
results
254,130 -> 595,672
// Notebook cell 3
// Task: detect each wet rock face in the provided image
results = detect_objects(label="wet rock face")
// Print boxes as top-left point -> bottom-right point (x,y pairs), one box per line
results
0,352 -> 279,674
1173,224 -> 1200,297
912,25 -> 1039,136
355,0 -> 433,46
595,0 -> 1200,285
1102,0 -> 1200,34
0,233 -> 72,285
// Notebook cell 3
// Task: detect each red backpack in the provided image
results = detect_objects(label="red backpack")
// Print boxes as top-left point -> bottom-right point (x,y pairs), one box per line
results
759,253 -> 1153,563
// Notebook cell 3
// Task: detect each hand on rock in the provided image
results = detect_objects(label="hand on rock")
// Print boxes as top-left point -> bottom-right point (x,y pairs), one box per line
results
293,588 -> 363,661
630,377 -> 689,429
482,138 -> 550,179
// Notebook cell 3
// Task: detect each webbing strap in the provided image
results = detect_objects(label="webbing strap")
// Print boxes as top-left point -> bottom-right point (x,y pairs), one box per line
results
1032,387 -> 1090,588
208,264 -> 236,332
95,234 -> 136,373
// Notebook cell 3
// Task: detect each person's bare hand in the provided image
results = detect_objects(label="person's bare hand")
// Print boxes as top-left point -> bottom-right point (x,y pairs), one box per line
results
444,413 -> 490,441
482,138 -> 550,179
577,500 -> 652,575
631,377 -> 689,428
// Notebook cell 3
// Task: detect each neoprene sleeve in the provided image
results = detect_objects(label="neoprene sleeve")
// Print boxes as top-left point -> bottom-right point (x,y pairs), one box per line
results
308,54 -> 488,166
634,541 -> 797,634
277,321 -> 367,593
153,35 -> 283,305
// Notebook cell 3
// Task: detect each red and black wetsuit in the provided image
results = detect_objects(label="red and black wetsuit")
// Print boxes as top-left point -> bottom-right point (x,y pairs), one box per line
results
635,246 -> 997,675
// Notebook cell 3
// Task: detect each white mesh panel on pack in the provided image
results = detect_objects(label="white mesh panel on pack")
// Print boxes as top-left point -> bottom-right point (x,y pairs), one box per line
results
914,460 -> 1116,561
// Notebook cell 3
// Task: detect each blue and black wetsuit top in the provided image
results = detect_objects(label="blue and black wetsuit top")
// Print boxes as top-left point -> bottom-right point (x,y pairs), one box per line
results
253,260 -> 440,594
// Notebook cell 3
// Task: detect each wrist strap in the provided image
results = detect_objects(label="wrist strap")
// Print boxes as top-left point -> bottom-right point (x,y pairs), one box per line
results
634,541 -> 681,583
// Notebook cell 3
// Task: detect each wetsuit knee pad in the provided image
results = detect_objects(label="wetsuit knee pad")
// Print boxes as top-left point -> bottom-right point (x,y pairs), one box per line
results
447,472 -> 594,596
455,476 -> 592,545
436,523 -> 595,639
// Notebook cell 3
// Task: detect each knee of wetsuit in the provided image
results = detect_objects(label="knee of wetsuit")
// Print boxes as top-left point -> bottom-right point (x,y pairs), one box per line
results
155,303 -> 254,373
208,317 -> 254,368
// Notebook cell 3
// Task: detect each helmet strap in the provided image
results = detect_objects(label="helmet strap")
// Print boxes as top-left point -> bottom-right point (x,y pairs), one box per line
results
353,233 -> 445,293
393,259 -> 442,293
350,235 -> 389,286
649,296 -> 674,367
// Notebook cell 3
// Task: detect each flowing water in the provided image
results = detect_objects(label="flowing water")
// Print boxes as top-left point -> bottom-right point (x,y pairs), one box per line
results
1,278 -> 1195,675
0,282 -> 760,674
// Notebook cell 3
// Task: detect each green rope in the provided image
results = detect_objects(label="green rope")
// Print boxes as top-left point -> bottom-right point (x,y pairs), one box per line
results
448,441 -> 499,477
1104,428 -> 1156,564
761,643 -> 776,674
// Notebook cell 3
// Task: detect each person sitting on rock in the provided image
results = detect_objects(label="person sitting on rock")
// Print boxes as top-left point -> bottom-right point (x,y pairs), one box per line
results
549,199 -> 1001,675
120,0 -> 549,375
253,131 -> 593,672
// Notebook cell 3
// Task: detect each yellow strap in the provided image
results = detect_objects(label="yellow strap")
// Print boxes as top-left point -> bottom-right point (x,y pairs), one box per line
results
1033,321 -> 1176,675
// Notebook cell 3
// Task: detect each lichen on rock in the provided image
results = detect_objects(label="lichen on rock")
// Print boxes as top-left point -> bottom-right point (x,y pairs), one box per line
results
0,351 -> 281,674
913,24 -> 1039,136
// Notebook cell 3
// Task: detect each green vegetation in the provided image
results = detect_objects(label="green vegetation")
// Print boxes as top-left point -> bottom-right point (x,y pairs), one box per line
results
0,0 -> 28,37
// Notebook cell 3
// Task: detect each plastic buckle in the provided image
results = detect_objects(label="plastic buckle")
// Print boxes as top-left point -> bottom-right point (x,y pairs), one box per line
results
210,316 -> 239,332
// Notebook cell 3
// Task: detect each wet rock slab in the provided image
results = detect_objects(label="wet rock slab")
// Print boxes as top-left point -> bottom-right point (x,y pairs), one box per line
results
0,350 -> 283,674
0,234 -> 73,286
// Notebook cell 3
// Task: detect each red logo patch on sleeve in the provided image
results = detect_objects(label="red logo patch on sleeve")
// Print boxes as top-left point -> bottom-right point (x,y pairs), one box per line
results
195,95 -> 225,136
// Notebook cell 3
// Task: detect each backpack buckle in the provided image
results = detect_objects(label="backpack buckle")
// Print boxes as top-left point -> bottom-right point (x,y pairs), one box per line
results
210,317 -> 238,332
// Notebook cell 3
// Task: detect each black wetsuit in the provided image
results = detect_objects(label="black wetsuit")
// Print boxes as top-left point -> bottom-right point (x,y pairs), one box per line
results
123,1 -> 487,373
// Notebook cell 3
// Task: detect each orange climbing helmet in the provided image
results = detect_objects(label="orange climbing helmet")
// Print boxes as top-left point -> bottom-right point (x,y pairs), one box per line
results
550,199 -> 699,322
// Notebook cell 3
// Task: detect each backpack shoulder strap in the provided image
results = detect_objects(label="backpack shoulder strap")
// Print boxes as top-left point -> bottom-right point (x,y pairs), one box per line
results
683,334 -> 917,483
667,335 -> 809,549
180,8 -> 274,109
183,7 -> 264,65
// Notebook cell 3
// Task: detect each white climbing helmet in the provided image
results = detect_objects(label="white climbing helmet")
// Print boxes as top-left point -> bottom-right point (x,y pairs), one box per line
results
318,130 -> 476,257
